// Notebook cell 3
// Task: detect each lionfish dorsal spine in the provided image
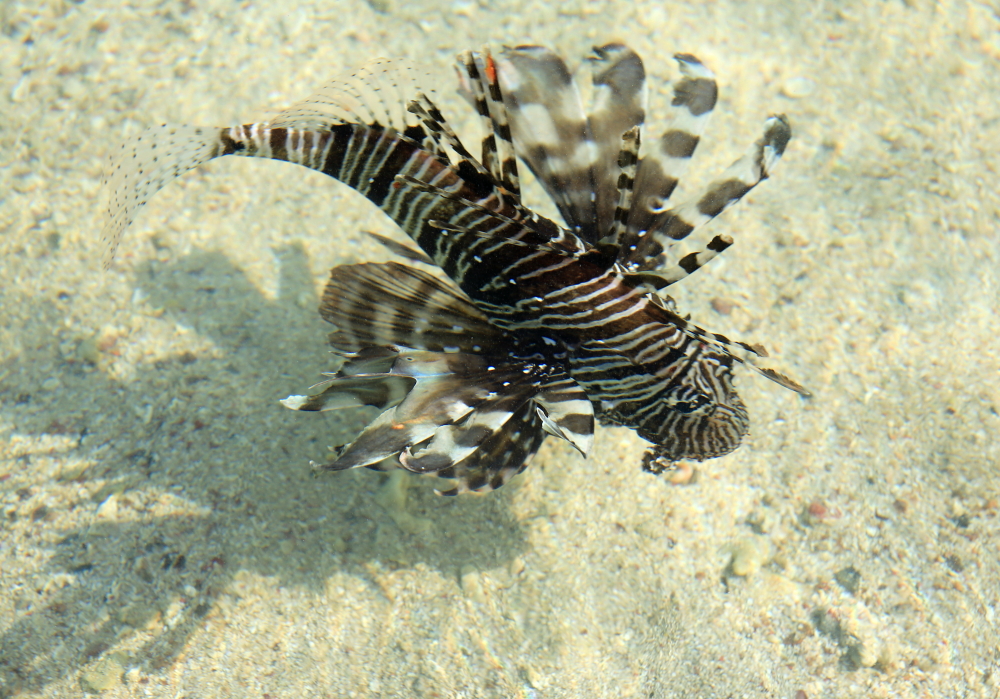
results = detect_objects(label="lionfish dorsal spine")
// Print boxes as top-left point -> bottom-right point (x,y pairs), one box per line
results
620,53 -> 718,259
586,43 -> 648,239
457,48 -> 521,197
625,113 -> 792,269
601,125 -> 641,247
406,92 -> 490,179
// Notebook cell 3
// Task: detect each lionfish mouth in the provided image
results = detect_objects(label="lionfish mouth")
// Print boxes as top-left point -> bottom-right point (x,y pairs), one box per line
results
100,42 -> 807,495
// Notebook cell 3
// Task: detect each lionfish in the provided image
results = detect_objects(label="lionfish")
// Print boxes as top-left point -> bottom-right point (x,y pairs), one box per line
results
102,44 -> 807,495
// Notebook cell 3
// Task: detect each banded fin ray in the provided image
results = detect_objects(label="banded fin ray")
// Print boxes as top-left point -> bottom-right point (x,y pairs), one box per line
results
298,351 -> 536,471
280,373 -> 414,412
402,371 -> 594,491
623,114 -> 792,270
304,351 -> 591,475
398,386 -> 529,474
319,261 -> 505,355
586,43 -> 647,239
457,51 -> 503,185
406,92 -> 491,180
458,48 -> 521,196
621,53 -> 718,260
534,376 -> 595,456
280,346 -> 406,412
434,401 -> 546,496
622,233 -> 733,290
601,125 -> 641,247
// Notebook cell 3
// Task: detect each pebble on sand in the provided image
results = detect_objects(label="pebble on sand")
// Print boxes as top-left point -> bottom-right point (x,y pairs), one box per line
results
80,654 -> 125,693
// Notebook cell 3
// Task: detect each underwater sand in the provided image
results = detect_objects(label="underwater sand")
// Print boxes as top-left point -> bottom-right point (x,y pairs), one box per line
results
1,0 -> 998,697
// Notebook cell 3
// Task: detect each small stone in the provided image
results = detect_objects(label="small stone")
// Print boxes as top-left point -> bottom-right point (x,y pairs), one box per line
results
876,643 -> 898,673
460,565 -> 486,604
782,622 -> 814,646
710,297 -> 736,315
118,603 -> 155,629
634,521 -> 661,539
29,504 -> 49,522
10,74 -> 30,103
81,655 -> 124,692
41,376 -> 62,391
746,509 -> 773,534
76,335 -> 101,364
95,494 -> 119,520
781,76 -> 815,99
810,608 -> 845,643
133,557 -> 155,584
729,536 -> 769,576
900,281 -> 939,314
666,460 -> 694,485
58,462 -> 89,481
143,610 -> 163,632
950,513 -> 971,529
801,500 -> 828,526
521,664 -> 542,689
847,640 -> 879,669
761,571 -> 801,602
834,566 -> 861,594
163,597 -> 185,628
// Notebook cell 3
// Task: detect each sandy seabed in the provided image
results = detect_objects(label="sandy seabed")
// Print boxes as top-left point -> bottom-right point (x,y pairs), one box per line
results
1,1 -> 998,697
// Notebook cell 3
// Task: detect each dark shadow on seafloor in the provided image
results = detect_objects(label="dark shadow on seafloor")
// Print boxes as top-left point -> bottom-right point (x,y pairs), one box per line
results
0,244 -> 532,696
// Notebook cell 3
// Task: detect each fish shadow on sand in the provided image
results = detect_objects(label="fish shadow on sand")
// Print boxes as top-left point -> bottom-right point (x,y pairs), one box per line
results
0,244 -> 535,694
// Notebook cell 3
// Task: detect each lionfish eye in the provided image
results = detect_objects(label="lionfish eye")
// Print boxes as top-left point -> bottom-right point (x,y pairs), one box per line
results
672,394 -> 711,414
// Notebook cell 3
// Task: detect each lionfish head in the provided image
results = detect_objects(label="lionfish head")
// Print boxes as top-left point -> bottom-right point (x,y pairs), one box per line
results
631,349 -> 750,469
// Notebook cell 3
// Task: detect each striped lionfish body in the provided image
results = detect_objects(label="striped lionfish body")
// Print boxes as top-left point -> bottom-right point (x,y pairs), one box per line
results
102,45 -> 807,495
